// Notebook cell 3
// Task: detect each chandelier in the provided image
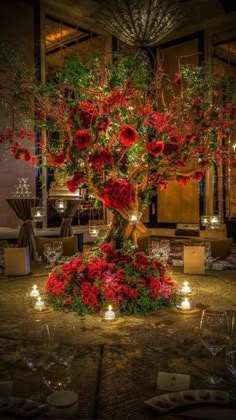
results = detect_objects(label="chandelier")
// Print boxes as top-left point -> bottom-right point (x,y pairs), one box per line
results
96,0 -> 186,47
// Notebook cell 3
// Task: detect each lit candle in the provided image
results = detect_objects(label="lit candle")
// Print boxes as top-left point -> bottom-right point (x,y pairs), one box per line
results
30,284 -> 40,298
232,144 -> 236,152
131,215 -> 137,222
36,211 -> 41,217
34,296 -> 46,311
181,281 -> 192,295
180,297 -> 191,311
104,305 -> 115,320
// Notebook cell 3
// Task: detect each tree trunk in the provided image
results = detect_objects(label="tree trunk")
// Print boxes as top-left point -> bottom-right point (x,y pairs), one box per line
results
105,211 -> 146,250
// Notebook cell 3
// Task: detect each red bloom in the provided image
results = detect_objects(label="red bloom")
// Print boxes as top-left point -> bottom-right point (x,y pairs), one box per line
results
178,177 -> 188,186
101,179 -> 134,210
88,148 -> 113,174
67,180 -> 77,192
10,142 -> 31,161
147,140 -> 164,156
74,129 -> 91,149
120,125 -> 138,147
70,101 -> 98,128
100,243 -> 113,254
30,155 -> 39,166
48,151 -> 65,167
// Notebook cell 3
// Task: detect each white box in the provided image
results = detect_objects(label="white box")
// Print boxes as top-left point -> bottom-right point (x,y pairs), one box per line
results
184,246 -> 205,275
4,247 -> 31,276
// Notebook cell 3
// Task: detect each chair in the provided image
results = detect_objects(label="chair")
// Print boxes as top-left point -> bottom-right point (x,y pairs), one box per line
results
36,236 -> 78,259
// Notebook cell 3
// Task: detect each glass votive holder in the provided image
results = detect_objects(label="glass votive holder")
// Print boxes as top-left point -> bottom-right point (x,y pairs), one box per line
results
180,281 -> 193,295
176,297 -> 195,312
100,304 -> 119,321
33,296 -> 49,313
47,390 -> 78,419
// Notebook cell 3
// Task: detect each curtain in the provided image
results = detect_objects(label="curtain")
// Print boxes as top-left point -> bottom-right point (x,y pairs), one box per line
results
53,200 -> 79,237
7,198 -> 40,260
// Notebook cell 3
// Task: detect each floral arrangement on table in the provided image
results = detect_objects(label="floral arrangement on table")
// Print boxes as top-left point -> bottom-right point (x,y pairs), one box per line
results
0,47 -> 235,313
45,244 -> 177,314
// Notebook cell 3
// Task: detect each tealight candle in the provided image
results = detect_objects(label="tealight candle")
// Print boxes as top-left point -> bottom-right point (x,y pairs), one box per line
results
30,284 -> 40,298
180,297 -> 191,311
104,305 -> 115,320
34,296 -> 46,311
130,215 -> 137,222
181,281 -> 192,295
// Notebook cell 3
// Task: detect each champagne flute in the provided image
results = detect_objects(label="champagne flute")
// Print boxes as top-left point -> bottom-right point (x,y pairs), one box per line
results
200,309 -> 229,386
226,315 -> 236,380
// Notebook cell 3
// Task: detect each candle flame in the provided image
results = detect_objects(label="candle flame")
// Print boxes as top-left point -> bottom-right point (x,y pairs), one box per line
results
37,296 -> 41,302
183,281 -> 188,287
108,305 -> 112,311
33,284 -> 37,290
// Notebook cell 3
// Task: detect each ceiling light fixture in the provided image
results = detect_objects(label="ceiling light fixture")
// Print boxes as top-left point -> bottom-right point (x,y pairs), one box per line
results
96,0 -> 186,47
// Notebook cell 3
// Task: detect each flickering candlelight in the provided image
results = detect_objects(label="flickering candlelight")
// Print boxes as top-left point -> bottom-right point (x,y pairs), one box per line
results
30,284 -> 39,298
34,296 -> 46,311
181,281 -> 192,295
104,305 -> 115,320
179,297 -> 191,311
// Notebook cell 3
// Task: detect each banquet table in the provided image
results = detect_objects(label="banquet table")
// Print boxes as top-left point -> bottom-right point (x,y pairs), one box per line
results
1,321 -> 236,419
0,267 -> 236,419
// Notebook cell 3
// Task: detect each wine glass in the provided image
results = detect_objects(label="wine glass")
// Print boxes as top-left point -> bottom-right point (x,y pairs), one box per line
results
53,241 -> 63,264
20,319 -> 50,375
42,324 -> 77,392
226,315 -> 236,380
200,309 -> 229,386
43,243 -> 57,268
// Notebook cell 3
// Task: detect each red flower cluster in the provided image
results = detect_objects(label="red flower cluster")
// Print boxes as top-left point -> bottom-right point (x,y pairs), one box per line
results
10,142 -> 31,161
48,151 -> 65,167
101,179 -> 134,209
45,250 -> 177,314
66,172 -> 85,193
88,148 -> 113,174
120,125 -> 138,147
70,101 -> 98,128
74,129 -> 91,149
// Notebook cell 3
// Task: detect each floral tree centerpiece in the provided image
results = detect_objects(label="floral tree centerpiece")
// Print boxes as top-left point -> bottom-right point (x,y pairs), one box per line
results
0,49 -> 235,313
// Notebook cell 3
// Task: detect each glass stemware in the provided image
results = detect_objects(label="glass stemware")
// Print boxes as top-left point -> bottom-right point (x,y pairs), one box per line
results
43,243 -> 57,268
226,315 -> 236,380
200,309 -> 229,386
42,324 -> 77,392
53,241 -> 63,264
20,319 -> 50,372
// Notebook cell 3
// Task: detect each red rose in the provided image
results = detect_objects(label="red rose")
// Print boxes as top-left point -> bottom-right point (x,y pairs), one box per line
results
88,148 -> 113,174
100,243 -> 112,254
74,129 -> 91,149
101,179 -> 134,210
120,125 -> 138,147
70,101 -> 98,128
147,140 -> 164,156
66,180 -> 78,193
49,151 -> 65,167
82,293 -> 98,308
